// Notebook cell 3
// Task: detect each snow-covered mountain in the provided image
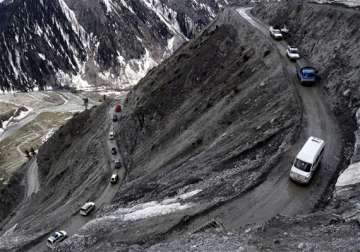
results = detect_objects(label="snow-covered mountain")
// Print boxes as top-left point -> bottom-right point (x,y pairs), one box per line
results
0,0 -> 228,92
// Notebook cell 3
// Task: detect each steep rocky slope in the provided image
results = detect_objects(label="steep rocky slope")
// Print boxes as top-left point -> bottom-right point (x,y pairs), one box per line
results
252,0 -> 358,155
0,0 -> 227,92
51,8 -> 302,251
0,103 -> 112,250
115,2 -> 359,251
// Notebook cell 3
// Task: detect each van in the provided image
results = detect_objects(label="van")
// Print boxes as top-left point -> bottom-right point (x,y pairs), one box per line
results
80,202 -> 95,216
290,136 -> 325,184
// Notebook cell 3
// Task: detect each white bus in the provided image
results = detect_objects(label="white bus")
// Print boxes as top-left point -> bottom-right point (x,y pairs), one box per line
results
80,202 -> 95,216
290,136 -> 325,184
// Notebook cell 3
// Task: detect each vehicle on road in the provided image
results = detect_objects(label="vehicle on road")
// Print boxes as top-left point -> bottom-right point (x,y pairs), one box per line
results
280,25 -> 289,34
110,173 -> 119,184
297,66 -> 317,85
47,230 -> 67,248
112,114 -> 118,122
290,136 -> 325,184
115,159 -> 121,169
269,26 -> 283,40
114,104 -> 122,113
286,46 -> 300,61
109,131 -> 115,140
111,147 -> 117,155
80,202 -> 95,216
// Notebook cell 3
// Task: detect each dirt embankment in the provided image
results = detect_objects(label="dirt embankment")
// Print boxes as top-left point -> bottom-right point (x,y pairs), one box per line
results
57,8 -> 301,251
252,0 -> 358,160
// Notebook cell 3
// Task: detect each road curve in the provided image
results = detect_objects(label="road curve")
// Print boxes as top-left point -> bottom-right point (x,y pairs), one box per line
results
186,7 -> 344,232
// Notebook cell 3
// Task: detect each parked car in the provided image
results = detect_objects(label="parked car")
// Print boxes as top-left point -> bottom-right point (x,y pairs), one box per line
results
80,202 -> 95,216
110,173 -> 119,184
269,26 -> 283,40
109,131 -> 115,140
47,231 -> 67,248
290,136 -> 325,184
297,66 -> 317,85
112,114 -> 118,122
286,46 -> 300,61
114,159 -> 121,169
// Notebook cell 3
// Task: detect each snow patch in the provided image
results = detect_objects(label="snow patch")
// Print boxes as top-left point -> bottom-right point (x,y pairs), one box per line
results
124,49 -> 157,85
84,190 -> 201,228
41,128 -> 56,144
336,162 -> 360,187
140,0 -> 188,41
102,0 -> 113,12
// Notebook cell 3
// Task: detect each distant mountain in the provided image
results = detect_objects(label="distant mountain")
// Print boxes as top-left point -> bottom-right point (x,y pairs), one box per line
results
0,0 -> 228,92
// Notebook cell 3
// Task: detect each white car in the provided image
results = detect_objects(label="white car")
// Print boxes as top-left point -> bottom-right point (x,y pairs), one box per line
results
80,202 -> 95,216
286,46 -> 300,61
290,137 -> 325,184
109,131 -> 115,140
269,26 -> 283,40
47,230 -> 67,248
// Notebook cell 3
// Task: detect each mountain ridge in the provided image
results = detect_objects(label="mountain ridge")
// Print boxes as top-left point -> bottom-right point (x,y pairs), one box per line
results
0,0 -> 227,92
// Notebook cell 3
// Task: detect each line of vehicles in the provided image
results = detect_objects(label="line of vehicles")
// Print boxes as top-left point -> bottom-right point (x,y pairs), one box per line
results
47,105 -> 123,249
109,103 -> 123,185
269,25 -> 325,185
269,26 -> 318,85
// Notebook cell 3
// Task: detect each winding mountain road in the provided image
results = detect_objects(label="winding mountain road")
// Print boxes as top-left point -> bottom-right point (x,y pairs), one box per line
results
29,105 -> 126,251
187,7 -> 344,231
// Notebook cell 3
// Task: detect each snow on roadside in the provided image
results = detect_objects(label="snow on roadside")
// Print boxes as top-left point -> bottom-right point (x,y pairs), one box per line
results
83,190 -> 202,229
337,107 -> 360,188
336,162 -> 360,187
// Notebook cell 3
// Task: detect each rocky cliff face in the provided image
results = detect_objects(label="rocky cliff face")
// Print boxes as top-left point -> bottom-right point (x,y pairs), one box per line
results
0,0 -> 227,92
